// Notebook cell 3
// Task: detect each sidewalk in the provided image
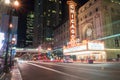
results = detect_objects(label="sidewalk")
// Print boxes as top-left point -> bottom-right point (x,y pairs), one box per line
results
11,63 -> 22,80
0,63 -> 22,80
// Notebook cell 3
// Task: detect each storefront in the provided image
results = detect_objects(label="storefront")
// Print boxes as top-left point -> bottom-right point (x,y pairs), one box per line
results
63,40 -> 106,62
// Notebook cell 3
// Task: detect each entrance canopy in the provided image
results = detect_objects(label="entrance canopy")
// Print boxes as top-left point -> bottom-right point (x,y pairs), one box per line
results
63,40 -> 105,55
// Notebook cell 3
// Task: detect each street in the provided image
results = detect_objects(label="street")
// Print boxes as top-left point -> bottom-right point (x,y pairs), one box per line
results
18,61 -> 120,80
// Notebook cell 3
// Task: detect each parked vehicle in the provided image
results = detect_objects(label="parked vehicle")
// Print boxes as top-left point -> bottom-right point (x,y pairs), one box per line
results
63,58 -> 73,63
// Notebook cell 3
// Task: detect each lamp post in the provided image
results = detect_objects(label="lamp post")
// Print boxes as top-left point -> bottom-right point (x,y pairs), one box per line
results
4,0 -> 19,73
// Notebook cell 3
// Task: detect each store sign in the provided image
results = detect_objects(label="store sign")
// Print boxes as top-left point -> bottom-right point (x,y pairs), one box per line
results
0,33 -> 5,49
67,1 -> 77,41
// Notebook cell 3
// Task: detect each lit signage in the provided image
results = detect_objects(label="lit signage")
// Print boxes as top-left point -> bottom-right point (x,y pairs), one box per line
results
88,42 -> 104,50
0,33 -> 5,49
67,1 -> 77,41
63,45 -> 87,53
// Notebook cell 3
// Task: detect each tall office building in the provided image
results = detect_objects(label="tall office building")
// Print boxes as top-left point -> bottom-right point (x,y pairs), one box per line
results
25,12 -> 34,48
33,0 -> 67,49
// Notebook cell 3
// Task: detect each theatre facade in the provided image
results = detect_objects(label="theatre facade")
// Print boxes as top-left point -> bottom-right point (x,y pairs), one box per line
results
63,0 -> 120,62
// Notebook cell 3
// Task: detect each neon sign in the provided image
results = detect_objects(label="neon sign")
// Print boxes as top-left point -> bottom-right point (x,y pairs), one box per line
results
67,1 -> 77,41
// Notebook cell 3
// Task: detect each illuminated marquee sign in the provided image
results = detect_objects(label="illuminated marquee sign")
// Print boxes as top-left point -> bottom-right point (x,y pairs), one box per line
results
67,1 -> 77,41
63,40 -> 105,55
88,42 -> 104,50
63,45 -> 87,53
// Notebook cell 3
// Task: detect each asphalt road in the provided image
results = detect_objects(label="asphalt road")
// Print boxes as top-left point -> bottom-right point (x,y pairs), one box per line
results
18,61 -> 120,80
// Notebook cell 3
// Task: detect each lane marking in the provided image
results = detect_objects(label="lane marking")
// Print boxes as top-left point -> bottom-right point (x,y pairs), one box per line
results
28,63 -> 89,80
31,61 -> 120,73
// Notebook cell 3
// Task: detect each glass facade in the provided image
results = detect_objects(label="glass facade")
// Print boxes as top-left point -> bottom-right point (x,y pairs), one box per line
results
33,0 -> 64,48
26,12 -> 34,48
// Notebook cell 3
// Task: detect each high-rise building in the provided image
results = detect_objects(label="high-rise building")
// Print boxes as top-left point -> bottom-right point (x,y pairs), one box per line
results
33,0 -> 67,49
25,12 -> 34,48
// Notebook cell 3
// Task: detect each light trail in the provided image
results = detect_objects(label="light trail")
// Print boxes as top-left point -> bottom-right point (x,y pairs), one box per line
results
96,33 -> 120,40
28,62 -> 89,80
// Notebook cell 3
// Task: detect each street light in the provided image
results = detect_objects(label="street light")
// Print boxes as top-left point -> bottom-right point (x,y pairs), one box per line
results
4,0 -> 19,73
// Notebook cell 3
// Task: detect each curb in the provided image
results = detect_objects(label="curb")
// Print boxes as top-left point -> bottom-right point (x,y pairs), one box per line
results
0,72 -> 11,80
0,72 -> 5,80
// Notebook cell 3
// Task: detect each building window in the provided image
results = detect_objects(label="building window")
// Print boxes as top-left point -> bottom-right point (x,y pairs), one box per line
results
96,8 -> 99,12
85,15 -> 87,18
44,12 -> 46,15
48,14 -> 50,16
111,8 -> 114,12
89,12 -> 92,16
89,3 -> 92,7
52,10 -> 56,13
48,10 -> 51,12
59,11 -> 62,14
80,18 -> 82,21
38,3 -> 40,5
59,1 -> 61,4
115,38 -> 119,47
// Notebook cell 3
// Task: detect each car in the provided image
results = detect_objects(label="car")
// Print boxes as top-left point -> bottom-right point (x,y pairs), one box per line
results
63,58 -> 73,63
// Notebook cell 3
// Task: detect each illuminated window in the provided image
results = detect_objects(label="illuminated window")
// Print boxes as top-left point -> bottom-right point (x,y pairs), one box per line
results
47,20 -> 50,25
52,10 -> 56,13
48,14 -> 50,16
30,14 -> 34,18
48,10 -> 50,12
38,3 -> 40,5
44,12 -> 46,15
59,11 -> 62,14
59,1 -> 61,4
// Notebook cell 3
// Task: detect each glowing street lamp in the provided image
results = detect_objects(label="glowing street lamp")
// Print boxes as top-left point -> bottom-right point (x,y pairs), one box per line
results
4,0 -> 20,73
13,0 -> 19,7
5,0 -> 19,6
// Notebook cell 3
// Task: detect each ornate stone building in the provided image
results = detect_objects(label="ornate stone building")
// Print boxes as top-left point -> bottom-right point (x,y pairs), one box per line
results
78,0 -> 120,60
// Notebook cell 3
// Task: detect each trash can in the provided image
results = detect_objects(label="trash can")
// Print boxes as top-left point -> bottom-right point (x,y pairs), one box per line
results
88,59 -> 93,64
